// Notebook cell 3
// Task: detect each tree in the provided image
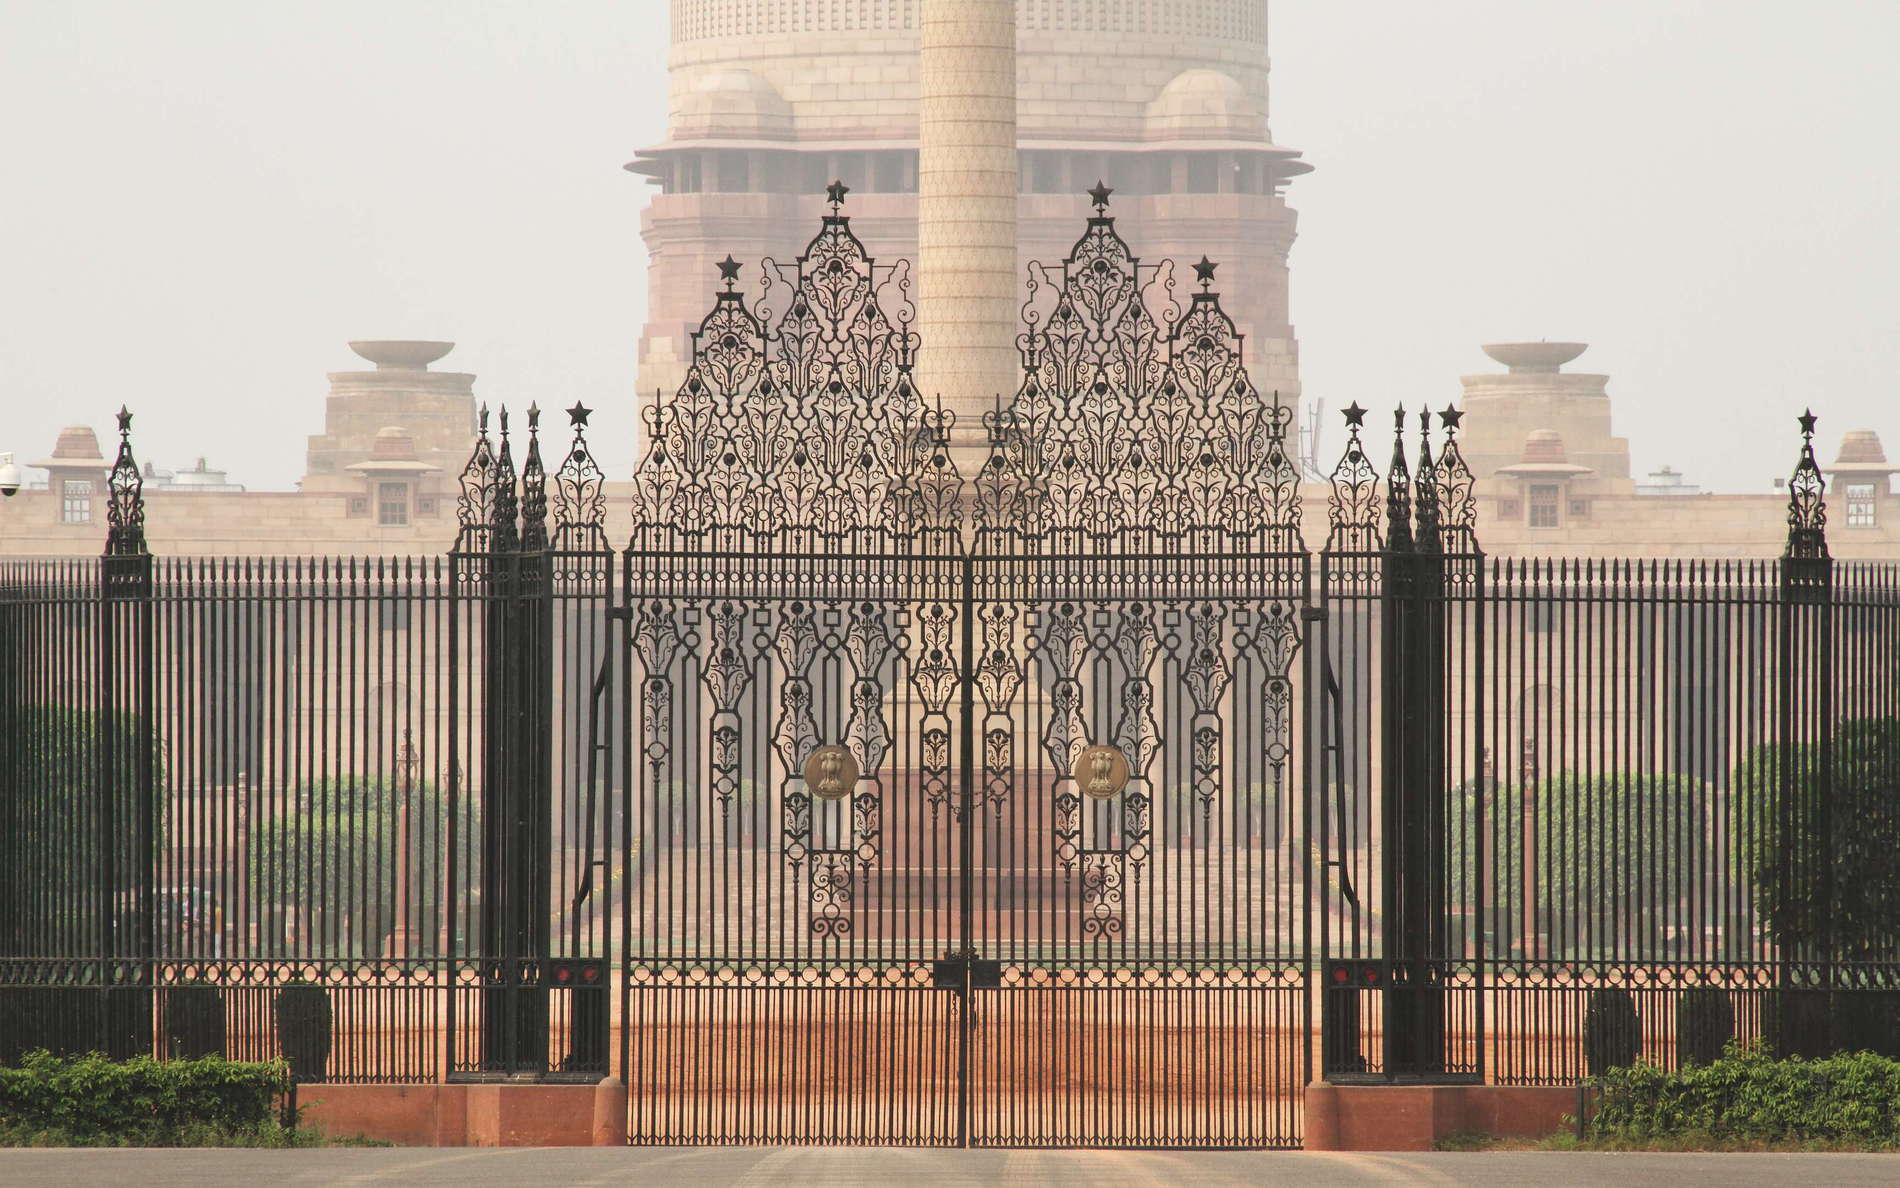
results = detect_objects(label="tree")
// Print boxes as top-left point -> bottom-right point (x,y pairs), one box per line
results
247,775 -> 473,960
1734,718 -> 1900,966
0,705 -> 163,958
1456,771 -> 1707,961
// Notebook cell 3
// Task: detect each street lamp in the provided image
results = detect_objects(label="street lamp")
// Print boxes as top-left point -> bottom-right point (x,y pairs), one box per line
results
389,729 -> 420,959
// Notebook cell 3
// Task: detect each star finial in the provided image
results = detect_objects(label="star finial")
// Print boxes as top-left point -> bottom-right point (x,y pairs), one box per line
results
717,255 -> 741,287
1394,407 -> 1407,431
1342,402 -> 1367,428
116,405 -> 133,435
478,403 -> 490,433
1440,404 -> 1464,431
1799,409 -> 1818,437
825,179 -> 851,208
567,402 -> 592,428
1087,180 -> 1113,210
527,402 -> 540,430
1193,257 -> 1218,287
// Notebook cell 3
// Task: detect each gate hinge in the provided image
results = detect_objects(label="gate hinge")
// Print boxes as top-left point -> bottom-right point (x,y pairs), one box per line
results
1301,605 -> 1326,624
931,951 -> 1001,989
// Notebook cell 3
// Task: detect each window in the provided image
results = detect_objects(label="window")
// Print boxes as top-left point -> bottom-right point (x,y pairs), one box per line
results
415,496 -> 437,518
1149,154 -> 1174,195
1846,482 -> 1877,527
873,150 -> 911,193
1186,153 -> 1218,194
801,153 -> 829,197
1568,498 -> 1590,520
378,482 -> 409,527
675,154 -> 701,194
348,496 -> 369,517
1528,484 -> 1560,528
60,480 -> 92,524
715,150 -> 748,193
1497,499 -> 1521,520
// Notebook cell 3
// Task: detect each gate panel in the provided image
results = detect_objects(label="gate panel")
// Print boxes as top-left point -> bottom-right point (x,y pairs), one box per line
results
965,559 -> 1310,1147
620,560 -> 967,1144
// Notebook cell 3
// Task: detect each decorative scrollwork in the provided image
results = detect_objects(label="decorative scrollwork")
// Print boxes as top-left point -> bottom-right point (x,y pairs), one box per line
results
1786,409 -> 1830,563
1412,408 -> 1441,556
491,409 -> 520,554
518,403 -> 548,552
1435,404 -> 1478,554
629,184 -> 955,551
1383,407 -> 1414,555
454,405 -> 499,553
1325,402 -> 1381,554
104,406 -> 146,557
974,189 -> 1299,550
553,403 -> 607,552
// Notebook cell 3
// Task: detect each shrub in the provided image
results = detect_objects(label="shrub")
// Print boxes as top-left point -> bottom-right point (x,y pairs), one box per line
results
0,1052 -> 287,1145
273,982 -> 333,1084
1588,1044 -> 1900,1147
1676,987 -> 1734,1066
1583,987 -> 1640,1075
163,985 -> 226,1060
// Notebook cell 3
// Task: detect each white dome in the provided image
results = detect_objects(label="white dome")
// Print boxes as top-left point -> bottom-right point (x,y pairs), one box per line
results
1145,69 -> 1263,140
673,69 -> 794,141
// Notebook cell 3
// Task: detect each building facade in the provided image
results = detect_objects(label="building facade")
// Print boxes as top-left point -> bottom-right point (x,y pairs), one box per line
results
629,0 -> 1309,419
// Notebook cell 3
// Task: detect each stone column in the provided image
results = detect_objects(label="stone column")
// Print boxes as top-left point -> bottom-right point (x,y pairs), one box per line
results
917,0 -> 1018,442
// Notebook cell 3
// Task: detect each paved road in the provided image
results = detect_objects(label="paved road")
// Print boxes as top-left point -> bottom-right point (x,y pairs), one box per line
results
1,1148 -> 1895,1187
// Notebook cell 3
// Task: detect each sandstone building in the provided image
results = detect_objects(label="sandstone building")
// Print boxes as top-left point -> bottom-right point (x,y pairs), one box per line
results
1,2 -> 1893,559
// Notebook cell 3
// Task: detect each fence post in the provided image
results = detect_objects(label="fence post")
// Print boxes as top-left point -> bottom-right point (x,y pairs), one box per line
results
1773,410 -> 1835,1055
98,407 -> 156,1058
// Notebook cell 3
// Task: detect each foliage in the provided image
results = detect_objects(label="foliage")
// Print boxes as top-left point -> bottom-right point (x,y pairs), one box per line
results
0,1052 -> 288,1146
1733,718 -> 1900,966
1587,1044 -> 1900,1148
0,706 -> 165,953
1455,771 -> 1706,959
246,775 -> 473,960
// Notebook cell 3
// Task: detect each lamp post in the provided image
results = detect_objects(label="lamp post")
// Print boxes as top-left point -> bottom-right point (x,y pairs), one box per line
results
389,729 -> 419,959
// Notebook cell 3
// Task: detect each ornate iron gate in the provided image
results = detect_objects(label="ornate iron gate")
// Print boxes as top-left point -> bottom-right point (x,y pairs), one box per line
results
6,184 -> 1881,1151
618,190 -> 1312,1146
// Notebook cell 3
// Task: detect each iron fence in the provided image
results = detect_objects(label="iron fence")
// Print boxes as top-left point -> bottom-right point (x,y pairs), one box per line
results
1,189 -> 1896,1145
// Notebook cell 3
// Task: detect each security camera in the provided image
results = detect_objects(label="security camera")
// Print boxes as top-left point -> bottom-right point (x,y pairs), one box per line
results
0,453 -> 21,498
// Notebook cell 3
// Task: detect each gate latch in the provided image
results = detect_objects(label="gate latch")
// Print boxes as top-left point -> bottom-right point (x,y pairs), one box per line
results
931,950 -> 1001,990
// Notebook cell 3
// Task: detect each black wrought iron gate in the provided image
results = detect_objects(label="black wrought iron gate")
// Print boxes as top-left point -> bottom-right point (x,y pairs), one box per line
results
4,186 -> 1882,1150
617,191 -> 1312,1146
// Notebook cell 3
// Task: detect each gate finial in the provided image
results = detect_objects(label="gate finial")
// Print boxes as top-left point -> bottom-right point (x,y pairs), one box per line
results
1785,408 -> 1829,562
104,405 -> 147,557
1323,402 -> 1381,554
1384,406 -> 1414,553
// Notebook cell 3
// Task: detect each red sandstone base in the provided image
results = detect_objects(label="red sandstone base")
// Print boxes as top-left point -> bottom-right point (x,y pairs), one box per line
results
299,1080 -> 627,1147
1304,1082 -> 1579,1151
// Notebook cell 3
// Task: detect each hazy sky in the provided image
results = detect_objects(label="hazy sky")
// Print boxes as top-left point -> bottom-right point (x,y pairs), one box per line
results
3,1 -> 1896,494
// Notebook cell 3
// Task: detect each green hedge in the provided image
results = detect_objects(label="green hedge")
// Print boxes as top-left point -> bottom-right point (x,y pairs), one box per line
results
1589,1044 -> 1900,1147
0,1052 -> 289,1145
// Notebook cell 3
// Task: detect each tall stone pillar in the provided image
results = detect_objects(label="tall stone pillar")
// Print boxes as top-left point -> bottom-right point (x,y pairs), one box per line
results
917,0 -> 1018,441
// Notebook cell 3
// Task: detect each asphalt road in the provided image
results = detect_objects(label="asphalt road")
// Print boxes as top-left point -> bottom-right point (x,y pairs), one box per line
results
0,1148 -> 1895,1187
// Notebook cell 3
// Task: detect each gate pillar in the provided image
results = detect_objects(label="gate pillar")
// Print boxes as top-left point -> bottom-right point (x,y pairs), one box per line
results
98,407 -> 157,1059
1771,411 -> 1835,1056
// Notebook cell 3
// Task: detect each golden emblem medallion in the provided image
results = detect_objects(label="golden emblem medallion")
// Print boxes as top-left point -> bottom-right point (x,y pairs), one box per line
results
803,744 -> 860,801
1074,744 -> 1130,800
